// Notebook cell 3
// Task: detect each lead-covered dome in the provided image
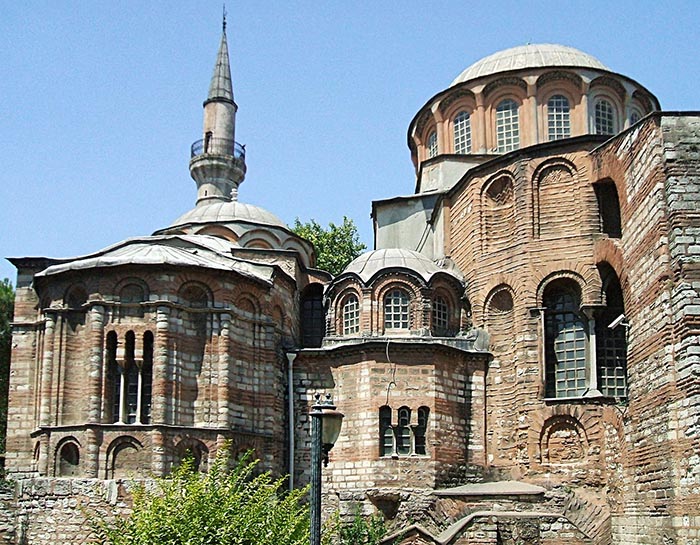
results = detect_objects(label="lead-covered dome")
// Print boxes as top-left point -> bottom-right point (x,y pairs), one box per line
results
451,44 -> 609,86
168,200 -> 286,229
341,248 -> 463,284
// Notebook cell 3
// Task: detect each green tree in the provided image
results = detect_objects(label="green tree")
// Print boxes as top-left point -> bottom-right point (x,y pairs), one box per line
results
0,279 -> 14,454
93,450 -> 309,545
292,217 -> 366,276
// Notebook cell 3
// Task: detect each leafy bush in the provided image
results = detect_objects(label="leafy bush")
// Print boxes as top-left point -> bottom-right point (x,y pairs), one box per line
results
323,506 -> 387,545
93,450 -> 309,545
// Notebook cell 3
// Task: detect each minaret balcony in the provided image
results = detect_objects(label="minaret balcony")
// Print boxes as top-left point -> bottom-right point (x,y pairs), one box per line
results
191,137 -> 246,168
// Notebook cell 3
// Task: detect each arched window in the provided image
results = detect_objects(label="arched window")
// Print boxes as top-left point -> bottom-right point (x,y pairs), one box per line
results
379,406 -> 429,457
427,130 -> 438,158
630,109 -> 642,125
453,111 -> 471,154
496,99 -> 519,152
119,283 -> 145,318
141,331 -> 154,424
301,284 -> 325,347
415,407 -> 429,455
396,407 -> 411,455
547,95 -> 570,141
594,99 -> 616,135
57,442 -> 80,477
544,281 -> 587,398
109,330 -> 155,424
594,179 -> 622,238
379,406 -> 394,457
596,265 -> 628,398
342,294 -> 360,335
384,289 -> 410,330
431,295 -> 450,336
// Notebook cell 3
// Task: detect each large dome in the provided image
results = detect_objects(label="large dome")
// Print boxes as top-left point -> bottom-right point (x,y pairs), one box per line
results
168,200 -> 287,229
451,44 -> 609,86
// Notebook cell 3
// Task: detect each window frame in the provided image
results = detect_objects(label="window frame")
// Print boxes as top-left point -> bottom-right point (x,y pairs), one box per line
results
378,405 -> 430,458
431,294 -> 451,336
540,275 -> 628,401
383,288 -> 411,331
341,293 -> 360,335
452,110 -> 472,154
495,98 -> 520,152
427,130 -> 438,158
593,97 -> 618,135
546,94 -> 571,141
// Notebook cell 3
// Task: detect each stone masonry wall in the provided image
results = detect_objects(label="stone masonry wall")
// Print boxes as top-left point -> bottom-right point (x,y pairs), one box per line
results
592,114 -> 700,544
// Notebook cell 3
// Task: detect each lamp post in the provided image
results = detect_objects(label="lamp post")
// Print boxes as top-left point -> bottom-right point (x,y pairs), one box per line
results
309,393 -> 344,545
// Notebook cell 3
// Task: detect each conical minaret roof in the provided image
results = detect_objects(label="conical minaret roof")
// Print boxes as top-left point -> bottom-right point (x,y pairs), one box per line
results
207,28 -> 234,104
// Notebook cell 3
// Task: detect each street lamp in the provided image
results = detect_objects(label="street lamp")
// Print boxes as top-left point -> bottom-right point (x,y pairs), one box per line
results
309,393 -> 344,545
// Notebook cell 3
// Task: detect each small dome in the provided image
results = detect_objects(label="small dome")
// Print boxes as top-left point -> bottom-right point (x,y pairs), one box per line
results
451,44 -> 609,86
342,248 -> 462,284
169,200 -> 286,229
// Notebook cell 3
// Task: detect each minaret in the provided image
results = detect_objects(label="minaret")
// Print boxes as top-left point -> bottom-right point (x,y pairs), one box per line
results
189,15 -> 246,204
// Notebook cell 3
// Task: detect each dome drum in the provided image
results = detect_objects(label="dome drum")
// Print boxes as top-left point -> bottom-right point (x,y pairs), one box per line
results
408,44 -> 660,177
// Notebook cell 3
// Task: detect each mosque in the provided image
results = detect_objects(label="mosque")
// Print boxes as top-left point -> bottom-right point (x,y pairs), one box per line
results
6,23 -> 700,545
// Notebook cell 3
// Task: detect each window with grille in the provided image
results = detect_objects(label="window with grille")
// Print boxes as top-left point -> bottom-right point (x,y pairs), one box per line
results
427,131 -> 438,158
378,406 -> 429,457
379,406 -> 394,456
547,95 -> 570,141
630,109 -> 642,125
414,407 -> 429,455
453,111 -> 471,154
496,99 -> 519,152
384,289 -> 410,329
342,294 -> 360,335
595,265 -> 628,398
595,99 -> 616,135
432,295 -> 450,335
544,283 -> 587,398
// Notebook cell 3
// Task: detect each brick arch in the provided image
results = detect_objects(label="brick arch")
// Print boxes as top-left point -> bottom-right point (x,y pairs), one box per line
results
374,276 -> 424,333
481,171 -> 516,251
429,280 -> 462,336
271,304 -> 285,331
473,270 -> 530,320
174,436 -> 212,472
177,280 -> 213,307
194,224 -> 239,242
235,293 -> 260,316
238,228 -> 282,249
594,244 -> 632,303
63,283 -> 88,308
105,436 -> 147,479
483,284 -> 515,353
528,405 -> 602,466
531,158 -> 581,239
534,266 -> 601,307
112,277 -> 149,300
54,436 -> 81,477
333,287 -> 362,336
535,70 -> 583,91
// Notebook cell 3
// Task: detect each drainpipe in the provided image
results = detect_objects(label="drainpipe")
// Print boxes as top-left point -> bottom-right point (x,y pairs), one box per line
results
286,352 -> 297,490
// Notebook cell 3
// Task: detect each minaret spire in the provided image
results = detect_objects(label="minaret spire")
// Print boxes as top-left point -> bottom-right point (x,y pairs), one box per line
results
189,18 -> 246,204
207,14 -> 234,105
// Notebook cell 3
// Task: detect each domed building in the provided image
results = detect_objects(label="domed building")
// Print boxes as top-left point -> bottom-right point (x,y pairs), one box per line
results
292,43 -> 700,545
6,24 -> 325,485
6,33 -> 700,545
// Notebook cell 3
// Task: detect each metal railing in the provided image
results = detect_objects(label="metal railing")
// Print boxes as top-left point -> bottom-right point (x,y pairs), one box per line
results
190,137 -> 246,160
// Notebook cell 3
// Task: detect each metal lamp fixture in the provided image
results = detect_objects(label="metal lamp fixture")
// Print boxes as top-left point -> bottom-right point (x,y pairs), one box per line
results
309,393 -> 344,545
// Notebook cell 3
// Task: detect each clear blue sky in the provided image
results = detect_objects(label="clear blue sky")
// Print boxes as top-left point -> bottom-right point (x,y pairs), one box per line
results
2,1 -> 699,283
